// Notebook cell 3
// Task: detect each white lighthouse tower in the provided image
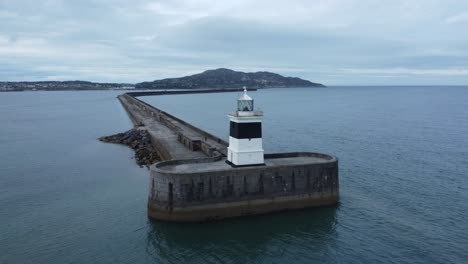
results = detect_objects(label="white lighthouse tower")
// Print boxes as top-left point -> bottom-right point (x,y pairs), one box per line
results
226,87 -> 265,167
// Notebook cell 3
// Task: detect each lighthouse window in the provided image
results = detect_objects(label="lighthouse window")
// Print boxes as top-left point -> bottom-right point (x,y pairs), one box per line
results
238,100 -> 254,111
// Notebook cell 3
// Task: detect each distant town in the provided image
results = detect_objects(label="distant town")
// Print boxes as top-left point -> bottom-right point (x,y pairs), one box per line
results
0,81 -> 135,92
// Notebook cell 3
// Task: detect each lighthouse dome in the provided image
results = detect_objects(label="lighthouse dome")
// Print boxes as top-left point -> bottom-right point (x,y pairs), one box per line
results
238,87 -> 253,101
237,87 -> 254,111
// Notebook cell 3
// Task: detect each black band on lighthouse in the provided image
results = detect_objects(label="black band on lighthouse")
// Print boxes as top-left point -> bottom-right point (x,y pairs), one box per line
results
230,121 -> 262,139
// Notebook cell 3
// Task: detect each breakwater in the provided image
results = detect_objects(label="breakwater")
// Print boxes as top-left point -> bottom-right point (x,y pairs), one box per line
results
115,89 -> 339,222
118,90 -> 232,160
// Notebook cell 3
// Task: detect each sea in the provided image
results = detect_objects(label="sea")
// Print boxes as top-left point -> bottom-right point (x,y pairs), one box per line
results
0,86 -> 467,264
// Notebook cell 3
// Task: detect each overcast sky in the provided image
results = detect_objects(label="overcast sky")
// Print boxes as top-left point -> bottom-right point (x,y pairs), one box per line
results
1,0 -> 468,85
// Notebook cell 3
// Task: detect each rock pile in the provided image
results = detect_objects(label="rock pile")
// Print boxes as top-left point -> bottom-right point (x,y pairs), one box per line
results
99,128 -> 159,167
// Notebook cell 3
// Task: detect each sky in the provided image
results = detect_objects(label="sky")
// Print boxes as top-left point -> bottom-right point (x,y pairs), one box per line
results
1,0 -> 468,85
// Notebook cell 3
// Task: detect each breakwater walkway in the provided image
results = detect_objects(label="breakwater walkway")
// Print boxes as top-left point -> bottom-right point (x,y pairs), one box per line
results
118,89 -> 245,161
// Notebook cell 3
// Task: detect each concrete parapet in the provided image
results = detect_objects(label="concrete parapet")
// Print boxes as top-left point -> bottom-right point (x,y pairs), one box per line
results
118,93 -> 227,158
148,152 -> 339,222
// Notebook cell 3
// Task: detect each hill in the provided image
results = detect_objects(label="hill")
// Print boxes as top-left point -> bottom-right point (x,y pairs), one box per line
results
135,68 -> 325,89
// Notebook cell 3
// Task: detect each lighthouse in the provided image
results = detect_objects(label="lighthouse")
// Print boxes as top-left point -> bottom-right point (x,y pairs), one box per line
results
226,87 -> 265,167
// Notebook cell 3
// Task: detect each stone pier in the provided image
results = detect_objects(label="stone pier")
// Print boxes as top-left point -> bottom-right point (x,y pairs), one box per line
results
117,89 -> 339,222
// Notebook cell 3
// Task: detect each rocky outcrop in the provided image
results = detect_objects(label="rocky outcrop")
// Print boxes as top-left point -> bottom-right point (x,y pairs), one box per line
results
99,128 -> 159,167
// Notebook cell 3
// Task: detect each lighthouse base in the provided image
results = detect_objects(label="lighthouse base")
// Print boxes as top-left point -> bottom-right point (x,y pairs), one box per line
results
227,146 -> 264,166
148,152 -> 339,222
225,159 -> 265,168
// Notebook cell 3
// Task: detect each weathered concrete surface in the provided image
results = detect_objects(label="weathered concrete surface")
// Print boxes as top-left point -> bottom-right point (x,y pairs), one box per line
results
118,94 -> 207,160
161,156 -> 330,173
118,91 -> 232,160
149,152 -> 339,222
148,193 -> 338,222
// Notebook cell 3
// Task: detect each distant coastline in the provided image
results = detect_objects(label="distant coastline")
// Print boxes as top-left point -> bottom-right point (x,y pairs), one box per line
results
0,81 -> 135,92
0,68 -> 325,92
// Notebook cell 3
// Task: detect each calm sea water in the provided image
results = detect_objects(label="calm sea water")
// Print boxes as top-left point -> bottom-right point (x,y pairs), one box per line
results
1,86 -> 467,263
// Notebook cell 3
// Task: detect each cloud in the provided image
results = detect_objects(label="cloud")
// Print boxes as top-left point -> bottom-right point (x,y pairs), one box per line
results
341,67 -> 468,76
0,0 -> 468,84
445,12 -> 468,24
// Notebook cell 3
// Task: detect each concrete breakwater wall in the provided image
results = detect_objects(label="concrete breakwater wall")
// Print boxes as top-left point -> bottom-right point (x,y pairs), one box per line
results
117,89 -> 339,222
118,90 -> 232,160
149,153 -> 338,222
